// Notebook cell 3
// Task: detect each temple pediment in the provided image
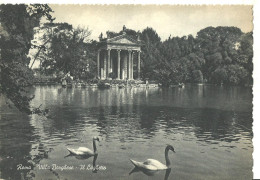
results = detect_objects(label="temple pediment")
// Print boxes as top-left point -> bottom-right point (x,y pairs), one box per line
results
107,35 -> 140,45
110,38 -> 136,44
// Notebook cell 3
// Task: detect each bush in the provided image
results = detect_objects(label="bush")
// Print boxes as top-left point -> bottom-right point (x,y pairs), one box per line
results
192,70 -> 203,83
108,72 -> 117,79
97,81 -> 110,89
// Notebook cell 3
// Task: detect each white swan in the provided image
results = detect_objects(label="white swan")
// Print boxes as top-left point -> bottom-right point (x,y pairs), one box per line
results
67,137 -> 99,156
130,145 -> 175,170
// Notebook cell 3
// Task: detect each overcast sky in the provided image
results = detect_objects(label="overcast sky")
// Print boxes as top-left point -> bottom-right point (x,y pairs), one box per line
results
48,5 -> 253,41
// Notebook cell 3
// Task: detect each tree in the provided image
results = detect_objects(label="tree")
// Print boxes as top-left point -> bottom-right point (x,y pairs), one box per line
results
153,58 -> 183,86
30,22 -> 73,69
83,40 -> 99,80
155,34 -> 205,85
154,36 -> 186,85
192,70 -> 203,83
0,4 -> 54,114
237,32 -> 253,85
34,24 -> 92,79
140,27 -> 162,80
196,26 -> 252,85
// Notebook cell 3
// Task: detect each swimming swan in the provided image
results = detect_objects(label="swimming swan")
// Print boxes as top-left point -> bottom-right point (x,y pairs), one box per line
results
130,145 -> 175,170
67,137 -> 100,156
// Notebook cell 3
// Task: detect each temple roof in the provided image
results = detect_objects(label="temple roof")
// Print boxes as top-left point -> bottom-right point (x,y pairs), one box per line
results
106,33 -> 141,45
98,27 -> 142,51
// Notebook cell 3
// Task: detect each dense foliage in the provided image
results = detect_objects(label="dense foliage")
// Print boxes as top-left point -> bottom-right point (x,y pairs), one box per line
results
0,4 -> 54,114
139,27 -> 253,86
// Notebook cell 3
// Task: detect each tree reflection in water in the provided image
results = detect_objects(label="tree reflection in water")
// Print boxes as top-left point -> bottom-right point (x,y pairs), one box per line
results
35,85 -> 252,145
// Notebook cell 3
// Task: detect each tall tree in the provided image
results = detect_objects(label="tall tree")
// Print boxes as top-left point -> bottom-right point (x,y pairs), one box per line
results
33,23 -> 92,79
237,32 -> 253,85
0,4 -> 54,114
196,26 -> 244,84
140,27 -> 162,80
156,34 -> 205,85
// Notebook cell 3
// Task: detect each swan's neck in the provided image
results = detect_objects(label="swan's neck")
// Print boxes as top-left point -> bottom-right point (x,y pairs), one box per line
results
93,139 -> 97,152
165,147 -> 171,167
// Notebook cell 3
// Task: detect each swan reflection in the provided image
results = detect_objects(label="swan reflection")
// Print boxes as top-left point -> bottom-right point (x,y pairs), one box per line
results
64,154 -> 99,173
92,154 -> 98,173
129,167 -> 172,180
64,153 -> 93,160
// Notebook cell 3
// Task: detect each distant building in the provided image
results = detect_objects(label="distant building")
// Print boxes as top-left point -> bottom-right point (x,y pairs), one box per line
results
97,26 -> 142,80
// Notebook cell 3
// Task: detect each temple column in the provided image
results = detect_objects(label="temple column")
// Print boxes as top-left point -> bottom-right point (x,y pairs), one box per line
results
131,51 -> 134,79
117,50 -> 121,79
97,50 -> 100,79
128,50 -> 131,79
110,50 -> 113,73
107,49 -> 111,78
138,51 -> 141,79
104,51 -> 107,79
122,52 -> 127,80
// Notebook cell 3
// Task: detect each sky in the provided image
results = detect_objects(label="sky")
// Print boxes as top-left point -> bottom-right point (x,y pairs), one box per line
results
48,5 -> 253,41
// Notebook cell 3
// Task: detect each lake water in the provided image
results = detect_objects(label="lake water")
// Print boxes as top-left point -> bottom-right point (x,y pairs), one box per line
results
0,84 -> 253,180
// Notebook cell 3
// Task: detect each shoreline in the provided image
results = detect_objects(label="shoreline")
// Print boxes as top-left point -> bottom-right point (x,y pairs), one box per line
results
32,82 -> 253,88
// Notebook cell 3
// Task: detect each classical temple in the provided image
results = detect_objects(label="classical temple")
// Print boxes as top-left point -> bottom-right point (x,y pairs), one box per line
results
97,26 -> 142,80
